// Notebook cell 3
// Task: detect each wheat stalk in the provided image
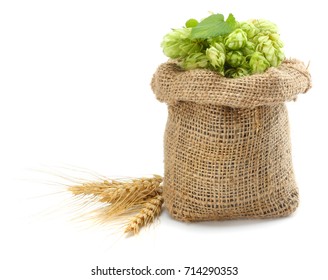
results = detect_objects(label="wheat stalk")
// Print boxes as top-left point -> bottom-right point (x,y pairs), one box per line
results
124,193 -> 164,235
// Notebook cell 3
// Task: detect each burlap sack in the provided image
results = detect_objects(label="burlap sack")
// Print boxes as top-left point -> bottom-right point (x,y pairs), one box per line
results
151,60 -> 311,222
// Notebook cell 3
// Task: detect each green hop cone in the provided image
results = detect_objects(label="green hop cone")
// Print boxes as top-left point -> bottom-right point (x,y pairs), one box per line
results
181,53 -> 208,70
178,40 -> 203,57
185,18 -> 199,28
206,42 -> 226,73
269,33 -> 284,48
256,35 -> 284,67
162,28 -> 191,45
251,19 -> 278,34
224,29 -> 247,50
226,51 -> 245,67
249,51 -> 271,74
241,41 -> 256,56
275,48 -> 285,64
268,33 -> 285,65
207,36 -> 224,45
161,43 -> 179,58
161,28 -> 190,58
161,28 -> 202,58
225,67 -> 250,78
239,21 -> 259,39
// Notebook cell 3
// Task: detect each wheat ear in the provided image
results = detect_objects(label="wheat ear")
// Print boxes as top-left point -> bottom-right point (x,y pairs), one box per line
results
97,176 -> 163,219
67,175 -> 164,233
68,175 -> 162,202
68,180 -> 120,196
124,193 -> 164,235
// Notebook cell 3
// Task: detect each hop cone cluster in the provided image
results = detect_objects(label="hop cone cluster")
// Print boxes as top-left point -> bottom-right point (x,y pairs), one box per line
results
161,15 -> 285,78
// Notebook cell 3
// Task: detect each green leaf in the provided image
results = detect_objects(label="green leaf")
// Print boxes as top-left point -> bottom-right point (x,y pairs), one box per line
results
190,13 -> 237,39
226,13 -> 237,29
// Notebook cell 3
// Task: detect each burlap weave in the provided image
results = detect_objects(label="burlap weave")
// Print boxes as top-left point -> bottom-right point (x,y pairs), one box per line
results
151,60 -> 311,222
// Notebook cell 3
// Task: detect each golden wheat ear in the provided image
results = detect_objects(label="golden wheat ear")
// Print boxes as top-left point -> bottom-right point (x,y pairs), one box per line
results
67,175 -> 164,235
124,194 -> 164,235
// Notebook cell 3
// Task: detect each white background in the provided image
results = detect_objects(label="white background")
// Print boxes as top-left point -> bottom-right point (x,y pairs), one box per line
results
1,1 -> 327,279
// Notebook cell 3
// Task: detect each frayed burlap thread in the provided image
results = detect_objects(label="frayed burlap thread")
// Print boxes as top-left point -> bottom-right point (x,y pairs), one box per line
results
151,59 -> 311,222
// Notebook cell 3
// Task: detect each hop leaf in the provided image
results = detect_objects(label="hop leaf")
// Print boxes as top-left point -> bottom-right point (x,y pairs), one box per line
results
224,29 -> 247,50
190,13 -> 237,39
